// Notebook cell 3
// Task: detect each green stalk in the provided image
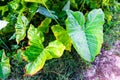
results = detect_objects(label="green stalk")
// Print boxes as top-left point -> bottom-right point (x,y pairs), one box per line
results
0,37 -> 10,51
41,0 -> 60,25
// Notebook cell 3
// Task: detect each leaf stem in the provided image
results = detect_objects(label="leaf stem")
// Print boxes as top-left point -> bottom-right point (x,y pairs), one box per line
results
41,0 -> 60,25
0,37 -> 10,51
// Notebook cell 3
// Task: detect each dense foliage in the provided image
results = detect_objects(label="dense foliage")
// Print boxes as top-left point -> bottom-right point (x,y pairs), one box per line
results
0,0 -> 120,79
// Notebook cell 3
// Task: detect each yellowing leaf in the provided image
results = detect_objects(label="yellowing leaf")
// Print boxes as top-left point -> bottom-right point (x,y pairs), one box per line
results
24,40 -> 65,76
28,24 -> 44,48
25,51 -> 46,76
45,40 -> 65,59
38,18 -> 51,33
51,25 -> 72,51
25,0 -> 47,4
22,25 -> 65,75
15,15 -> 29,44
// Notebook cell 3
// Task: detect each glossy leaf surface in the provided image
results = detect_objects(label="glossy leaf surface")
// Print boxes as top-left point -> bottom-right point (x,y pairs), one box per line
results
0,50 -> 10,80
66,9 -> 104,62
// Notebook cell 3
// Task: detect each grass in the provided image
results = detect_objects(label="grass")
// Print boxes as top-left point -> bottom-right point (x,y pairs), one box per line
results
7,48 -> 90,80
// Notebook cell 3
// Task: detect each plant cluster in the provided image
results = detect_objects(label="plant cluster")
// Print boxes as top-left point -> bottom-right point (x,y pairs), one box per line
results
0,0 -> 120,79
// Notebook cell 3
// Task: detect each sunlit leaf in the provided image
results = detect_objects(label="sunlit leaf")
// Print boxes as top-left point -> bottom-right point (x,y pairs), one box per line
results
38,18 -> 51,33
15,14 -> 29,44
45,40 -> 65,59
28,24 -> 44,48
0,6 -> 8,16
51,25 -> 72,51
62,0 -> 70,11
25,51 -> 46,76
0,20 -> 8,30
0,50 -> 10,80
25,0 -> 47,4
24,40 -> 65,76
22,25 -> 65,75
66,9 -> 104,62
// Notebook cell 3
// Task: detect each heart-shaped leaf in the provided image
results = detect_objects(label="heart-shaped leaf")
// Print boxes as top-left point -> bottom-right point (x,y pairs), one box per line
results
66,9 -> 104,62
24,40 -> 65,76
22,25 -> 65,76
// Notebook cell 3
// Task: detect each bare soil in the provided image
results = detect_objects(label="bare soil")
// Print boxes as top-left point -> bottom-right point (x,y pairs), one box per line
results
84,41 -> 120,80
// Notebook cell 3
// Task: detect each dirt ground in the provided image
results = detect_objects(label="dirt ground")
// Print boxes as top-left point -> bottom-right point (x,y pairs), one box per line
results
83,41 -> 120,80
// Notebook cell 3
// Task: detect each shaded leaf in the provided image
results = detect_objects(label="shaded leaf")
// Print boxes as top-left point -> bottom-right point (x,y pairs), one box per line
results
51,25 -> 72,51
37,6 -> 58,19
9,33 -> 16,40
27,3 -> 38,21
66,9 -> 104,62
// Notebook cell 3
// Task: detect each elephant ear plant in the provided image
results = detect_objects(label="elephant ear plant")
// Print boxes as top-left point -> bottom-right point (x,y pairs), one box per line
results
66,9 -> 105,62
19,9 -> 104,75
0,1 -> 105,77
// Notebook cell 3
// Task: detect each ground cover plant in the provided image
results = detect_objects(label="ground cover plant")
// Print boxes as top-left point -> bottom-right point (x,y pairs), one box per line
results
0,0 -> 120,79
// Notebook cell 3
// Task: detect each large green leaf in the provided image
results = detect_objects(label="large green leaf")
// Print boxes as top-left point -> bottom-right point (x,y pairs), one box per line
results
28,24 -> 44,48
25,50 -> 46,76
66,9 -> 104,62
15,14 -> 29,44
45,40 -> 65,59
0,50 -> 10,80
25,0 -> 47,4
51,25 -> 72,51
24,40 -> 65,76
22,25 -> 65,75
23,46 -> 43,62
22,25 -> 44,62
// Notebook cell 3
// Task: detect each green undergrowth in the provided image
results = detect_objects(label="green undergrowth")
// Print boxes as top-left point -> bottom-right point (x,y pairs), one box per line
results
7,50 -> 90,80
0,0 -> 120,79
103,12 -> 120,50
